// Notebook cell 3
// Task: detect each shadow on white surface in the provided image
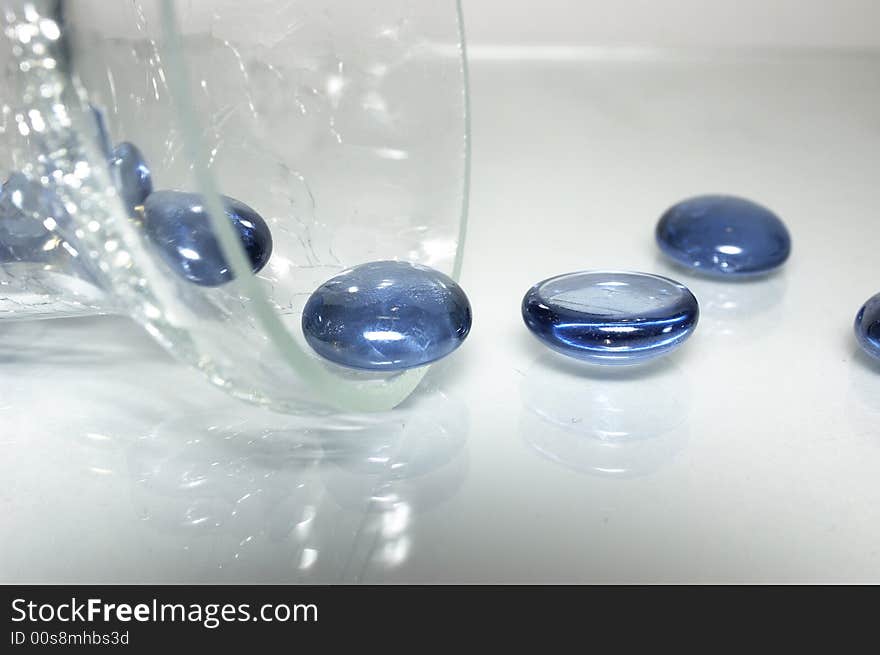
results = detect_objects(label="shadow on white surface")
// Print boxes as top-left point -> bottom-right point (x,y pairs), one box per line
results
520,352 -> 690,477
849,345 -> 880,415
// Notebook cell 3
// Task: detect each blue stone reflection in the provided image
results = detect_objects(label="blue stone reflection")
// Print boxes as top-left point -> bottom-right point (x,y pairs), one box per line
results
522,270 -> 699,364
855,292 -> 880,361
143,190 -> 273,287
89,103 -> 113,159
302,260 -> 472,371
656,195 -> 791,277
110,141 -> 153,215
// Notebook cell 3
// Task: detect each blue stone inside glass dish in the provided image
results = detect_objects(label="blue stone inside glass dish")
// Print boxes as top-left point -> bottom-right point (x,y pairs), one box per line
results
855,292 -> 880,361
302,260 -> 472,371
142,190 -> 273,287
656,195 -> 791,278
110,141 -> 153,215
522,270 -> 699,364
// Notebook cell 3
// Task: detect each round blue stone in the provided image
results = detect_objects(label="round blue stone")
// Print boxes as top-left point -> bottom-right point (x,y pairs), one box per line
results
656,195 -> 791,277
522,270 -> 699,364
302,260 -> 472,371
110,142 -> 153,215
142,190 -> 273,287
855,292 -> 880,361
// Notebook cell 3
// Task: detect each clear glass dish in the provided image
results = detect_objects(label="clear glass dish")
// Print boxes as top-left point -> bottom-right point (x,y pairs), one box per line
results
0,0 -> 470,412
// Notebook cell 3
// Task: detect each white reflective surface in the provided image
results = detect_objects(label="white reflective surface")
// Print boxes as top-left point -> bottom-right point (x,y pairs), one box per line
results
4,50 -> 880,582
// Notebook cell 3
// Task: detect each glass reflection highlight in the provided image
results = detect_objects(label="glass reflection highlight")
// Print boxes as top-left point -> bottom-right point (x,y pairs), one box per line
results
0,315 -> 468,582
126,382 -> 468,581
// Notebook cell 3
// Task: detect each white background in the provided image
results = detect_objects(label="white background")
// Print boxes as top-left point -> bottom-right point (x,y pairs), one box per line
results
465,0 -> 880,49
4,2 -> 880,583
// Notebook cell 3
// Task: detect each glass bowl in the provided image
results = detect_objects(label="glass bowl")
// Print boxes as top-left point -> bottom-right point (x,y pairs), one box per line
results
0,0 -> 470,412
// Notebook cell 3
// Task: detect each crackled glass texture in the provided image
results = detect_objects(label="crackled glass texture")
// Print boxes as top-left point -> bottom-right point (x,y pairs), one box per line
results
522,271 -> 699,364
0,0 -> 468,412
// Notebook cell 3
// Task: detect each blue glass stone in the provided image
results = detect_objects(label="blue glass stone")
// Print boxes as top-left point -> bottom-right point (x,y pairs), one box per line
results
522,270 -> 699,364
0,172 -> 70,261
142,190 -> 273,287
656,195 -> 791,277
855,293 -> 880,361
110,142 -> 153,215
302,260 -> 472,371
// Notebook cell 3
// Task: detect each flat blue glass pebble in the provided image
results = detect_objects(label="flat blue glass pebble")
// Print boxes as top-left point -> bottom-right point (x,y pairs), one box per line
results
110,142 -> 153,215
142,190 -> 273,287
302,260 -> 472,371
522,270 -> 699,364
656,195 -> 791,277
0,172 -> 70,261
855,293 -> 880,361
